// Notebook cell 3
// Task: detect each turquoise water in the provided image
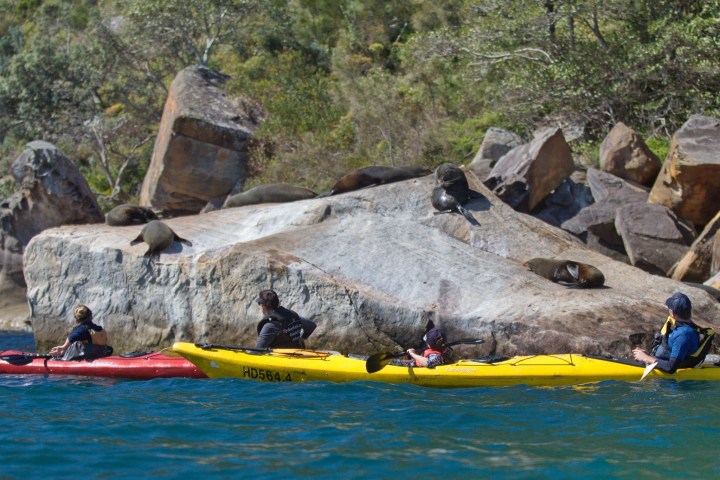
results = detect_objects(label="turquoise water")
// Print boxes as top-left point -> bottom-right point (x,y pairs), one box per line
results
2,331 -> 719,479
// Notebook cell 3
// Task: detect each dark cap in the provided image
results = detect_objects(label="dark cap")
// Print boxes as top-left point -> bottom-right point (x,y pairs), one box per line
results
423,327 -> 447,350
74,305 -> 93,322
665,292 -> 692,320
256,290 -> 279,309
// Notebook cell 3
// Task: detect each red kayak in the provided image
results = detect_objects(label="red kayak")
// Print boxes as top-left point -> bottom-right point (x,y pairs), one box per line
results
0,350 -> 207,379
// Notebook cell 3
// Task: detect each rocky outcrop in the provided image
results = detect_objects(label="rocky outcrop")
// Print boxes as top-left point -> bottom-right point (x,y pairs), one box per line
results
24,171 -> 720,357
599,122 -> 661,186
615,203 -> 696,275
485,127 -> 575,212
139,66 -> 264,215
670,211 -> 720,282
468,127 -> 523,179
533,177 -> 594,228
1,141 -> 104,329
648,115 -> 720,227
561,169 -> 649,261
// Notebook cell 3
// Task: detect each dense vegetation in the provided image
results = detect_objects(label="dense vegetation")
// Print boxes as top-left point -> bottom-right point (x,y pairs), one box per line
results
1,0 -> 718,206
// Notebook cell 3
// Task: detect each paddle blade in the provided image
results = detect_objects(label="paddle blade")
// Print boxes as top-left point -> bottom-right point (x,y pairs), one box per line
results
0,355 -> 35,366
366,352 -> 406,374
640,362 -> 658,381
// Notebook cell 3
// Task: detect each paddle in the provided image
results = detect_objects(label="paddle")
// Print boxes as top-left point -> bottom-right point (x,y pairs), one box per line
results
640,361 -> 658,381
365,338 -> 485,374
0,353 -> 54,367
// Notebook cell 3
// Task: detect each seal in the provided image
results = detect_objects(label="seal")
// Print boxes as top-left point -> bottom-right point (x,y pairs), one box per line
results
431,186 -> 480,226
106,204 -> 158,226
524,258 -> 605,288
431,163 -> 483,226
318,166 -> 432,197
223,183 -> 317,209
130,220 -> 192,261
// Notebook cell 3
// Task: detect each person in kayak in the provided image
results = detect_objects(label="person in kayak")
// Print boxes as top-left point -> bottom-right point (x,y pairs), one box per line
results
255,290 -> 316,349
49,305 -> 110,359
406,327 -> 451,368
632,292 -> 713,373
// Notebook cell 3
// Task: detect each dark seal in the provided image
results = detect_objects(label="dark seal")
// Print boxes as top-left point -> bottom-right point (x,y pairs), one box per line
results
106,204 -> 158,226
431,163 -> 483,226
223,183 -> 317,209
524,258 -> 605,289
130,220 -> 192,260
318,166 -> 431,197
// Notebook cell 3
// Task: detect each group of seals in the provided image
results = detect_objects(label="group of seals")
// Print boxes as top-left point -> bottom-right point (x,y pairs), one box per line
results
106,204 -> 158,226
130,220 -> 192,262
317,166 -> 432,197
524,258 -> 605,289
223,183 -> 317,209
431,163 -> 482,226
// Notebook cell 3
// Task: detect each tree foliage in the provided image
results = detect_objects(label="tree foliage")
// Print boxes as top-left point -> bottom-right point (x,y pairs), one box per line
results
1,0 -> 719,202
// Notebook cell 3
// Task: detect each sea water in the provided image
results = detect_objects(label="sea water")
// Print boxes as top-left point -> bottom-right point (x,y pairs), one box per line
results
1,331 -> 719,479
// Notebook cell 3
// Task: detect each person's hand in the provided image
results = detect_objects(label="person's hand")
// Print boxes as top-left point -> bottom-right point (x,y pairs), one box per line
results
407,348 -> 416,356
632,347 -> 653,364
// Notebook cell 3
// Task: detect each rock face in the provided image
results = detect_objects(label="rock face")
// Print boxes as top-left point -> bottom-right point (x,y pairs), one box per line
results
485,127 -> 575,212
561,169 -> 649,262
648,115 -> 720,227
468,127 -> 524,179
599,122 -> 661,186
615,203 -> 696,275
139,66 -> 263,215
24,171 -> 720,357
670,211 -> 720,282
1,141 -> 104,329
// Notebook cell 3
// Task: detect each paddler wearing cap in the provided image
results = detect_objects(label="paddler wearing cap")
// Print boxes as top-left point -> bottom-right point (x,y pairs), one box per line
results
406,327 -> 452,368
633,292 -> 715,373
254,289 -> 317,349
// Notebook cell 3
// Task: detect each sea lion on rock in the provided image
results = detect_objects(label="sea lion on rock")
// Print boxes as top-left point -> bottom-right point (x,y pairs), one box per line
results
318,166 -> 431,197
431,163 -> 483,226
524,258 -> 605,288
130,220 -> 192,261
106,204 -> 158,226
431,187 -> 480,226
223,183 -> 317,209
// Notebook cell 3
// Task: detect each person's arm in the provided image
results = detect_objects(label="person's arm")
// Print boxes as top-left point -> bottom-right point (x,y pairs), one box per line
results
255,322 -> 281,349
632,348 -> 682,373
406,348 -> 428,367
49,338 -> 72,356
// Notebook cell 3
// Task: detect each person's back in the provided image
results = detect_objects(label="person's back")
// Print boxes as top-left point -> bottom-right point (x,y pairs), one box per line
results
254,290 -> 316,349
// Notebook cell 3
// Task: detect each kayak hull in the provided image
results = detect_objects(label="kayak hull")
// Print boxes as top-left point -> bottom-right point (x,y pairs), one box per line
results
0,350 -> 207,379
172,342 -> 720,387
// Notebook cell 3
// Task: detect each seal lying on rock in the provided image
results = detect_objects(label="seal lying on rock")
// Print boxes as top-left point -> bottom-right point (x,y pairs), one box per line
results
130,220 -> 192,261
318,166 -> 431,197
524,258 -> 605,288
223,183 -> 317,209
106,204 -> 158,226
431,163 -> 482,226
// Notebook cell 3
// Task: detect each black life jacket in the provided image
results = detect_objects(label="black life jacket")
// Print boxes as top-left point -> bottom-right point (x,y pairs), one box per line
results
257,306 -> 303,347
652,316 -> 715,369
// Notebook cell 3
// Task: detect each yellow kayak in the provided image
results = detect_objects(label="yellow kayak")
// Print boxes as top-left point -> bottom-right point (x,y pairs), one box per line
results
171,342 -> 720,388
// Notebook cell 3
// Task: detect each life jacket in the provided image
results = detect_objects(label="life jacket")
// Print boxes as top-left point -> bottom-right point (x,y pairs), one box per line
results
653,316 -> 715,368
414,348 -> 447,367
89,325 -> 108,346
257,306 -> 303,346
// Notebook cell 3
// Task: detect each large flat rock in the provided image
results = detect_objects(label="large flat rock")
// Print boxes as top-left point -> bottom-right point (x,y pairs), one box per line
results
24,172 -> 720,357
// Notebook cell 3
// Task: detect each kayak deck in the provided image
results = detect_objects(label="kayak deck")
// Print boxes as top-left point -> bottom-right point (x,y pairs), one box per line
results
172,342 -> 720,387
0,349 -> 207,379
